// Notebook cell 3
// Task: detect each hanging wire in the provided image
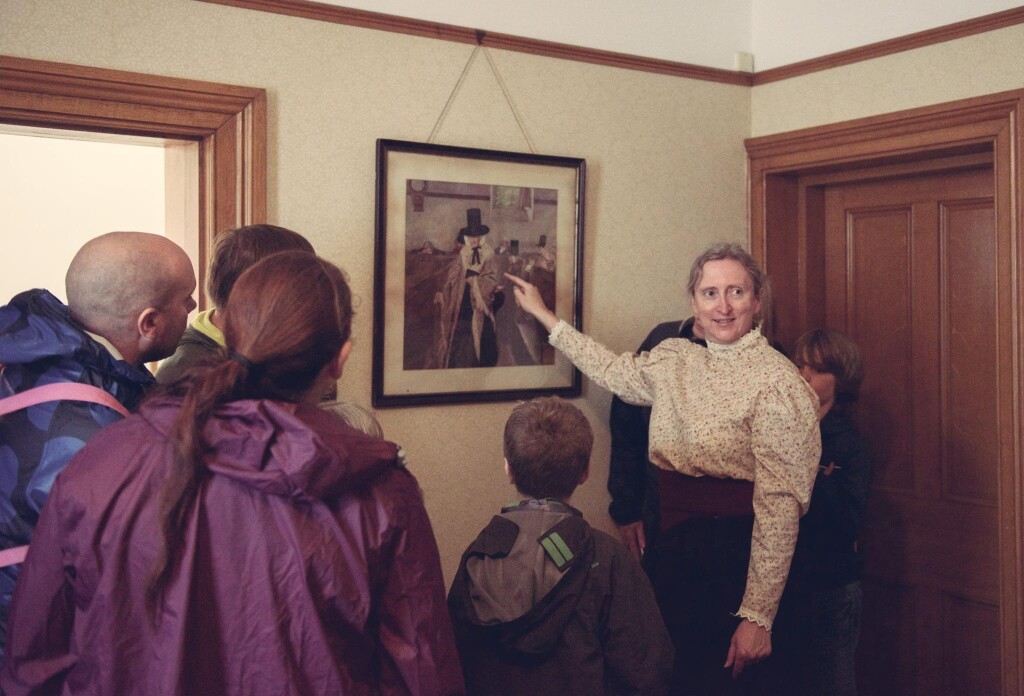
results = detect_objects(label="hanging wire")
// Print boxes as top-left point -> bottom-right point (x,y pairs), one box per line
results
427,31 -> 537,152
481,45 -> 536,153
427,44 -> 482,144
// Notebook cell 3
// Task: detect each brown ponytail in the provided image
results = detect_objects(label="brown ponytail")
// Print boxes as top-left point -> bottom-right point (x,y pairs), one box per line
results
147,251 -> 354,620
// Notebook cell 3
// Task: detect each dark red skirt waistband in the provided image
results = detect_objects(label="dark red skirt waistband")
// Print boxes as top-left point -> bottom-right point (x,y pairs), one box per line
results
657,469 -> 754,532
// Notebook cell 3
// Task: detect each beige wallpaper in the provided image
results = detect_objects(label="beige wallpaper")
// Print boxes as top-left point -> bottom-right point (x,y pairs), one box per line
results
0,0 -> 750,581
751,23 -> 1024,136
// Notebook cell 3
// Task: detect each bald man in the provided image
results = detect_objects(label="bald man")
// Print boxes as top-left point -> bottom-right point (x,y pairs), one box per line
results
0,231 -> 195,653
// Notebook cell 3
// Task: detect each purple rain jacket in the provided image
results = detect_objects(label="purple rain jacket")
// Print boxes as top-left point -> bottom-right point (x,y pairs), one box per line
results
0,397 -> 465,696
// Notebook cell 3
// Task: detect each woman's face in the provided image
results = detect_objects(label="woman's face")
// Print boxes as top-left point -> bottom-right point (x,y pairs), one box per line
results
691,258 -> 761,344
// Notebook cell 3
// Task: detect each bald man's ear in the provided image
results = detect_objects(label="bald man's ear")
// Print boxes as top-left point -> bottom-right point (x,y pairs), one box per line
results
137,306 -> 161,343
114,305 -> 162,369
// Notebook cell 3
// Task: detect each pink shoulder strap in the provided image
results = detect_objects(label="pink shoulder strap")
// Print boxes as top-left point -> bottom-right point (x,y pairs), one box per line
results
0,382 -> 130,418
0,546 -> 27,568
0,383 -> 131,569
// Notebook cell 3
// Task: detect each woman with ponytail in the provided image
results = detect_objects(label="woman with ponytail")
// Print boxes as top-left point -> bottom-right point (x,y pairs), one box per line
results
1,251 -> 464,696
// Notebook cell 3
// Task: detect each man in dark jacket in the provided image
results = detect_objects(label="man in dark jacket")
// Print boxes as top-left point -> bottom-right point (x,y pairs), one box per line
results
607,317 -> 706,564
773,328 -> 872,696
449,397 -> 673,696
0,231 -> 196,653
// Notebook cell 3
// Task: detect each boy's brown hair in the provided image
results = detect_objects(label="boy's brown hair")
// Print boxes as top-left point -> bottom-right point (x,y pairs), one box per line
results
793,327 -> 864,414
208,224 -> 314,308
504,397 -> 593,501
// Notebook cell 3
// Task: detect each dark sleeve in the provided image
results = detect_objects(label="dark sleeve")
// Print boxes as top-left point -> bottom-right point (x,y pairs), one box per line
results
0,477 -> 75,696
606,327 -> 666,525
601,540 -> 674,695
803,429 -> 872,542
376,469 -> 465,696
607,395 -> 651,525
153,350 -> 188,383
155,338 -> 222,384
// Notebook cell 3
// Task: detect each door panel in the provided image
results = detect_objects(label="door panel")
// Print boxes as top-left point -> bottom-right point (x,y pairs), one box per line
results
943,593 -> 1001,695
823,167 -> 998,696
862,581 -> 917,695
944,202 -> 1000,504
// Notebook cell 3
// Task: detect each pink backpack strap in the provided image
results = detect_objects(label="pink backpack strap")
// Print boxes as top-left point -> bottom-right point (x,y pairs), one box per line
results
0,384 -> 131,569
0,546 -> 27,568
0,382 -> 130,418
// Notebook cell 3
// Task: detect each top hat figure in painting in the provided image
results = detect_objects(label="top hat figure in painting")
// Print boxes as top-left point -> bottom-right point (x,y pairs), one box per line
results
434,208 -> 505,368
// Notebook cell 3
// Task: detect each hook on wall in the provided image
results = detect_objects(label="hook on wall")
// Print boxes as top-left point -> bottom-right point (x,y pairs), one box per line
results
427,28 -> 536,152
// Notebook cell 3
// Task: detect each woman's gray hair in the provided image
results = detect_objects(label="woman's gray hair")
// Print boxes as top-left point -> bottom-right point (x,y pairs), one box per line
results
685,242 -> 767,299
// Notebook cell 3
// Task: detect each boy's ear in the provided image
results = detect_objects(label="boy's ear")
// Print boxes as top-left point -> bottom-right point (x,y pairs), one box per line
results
578,465 -> 590,486
504,458 -> 515,485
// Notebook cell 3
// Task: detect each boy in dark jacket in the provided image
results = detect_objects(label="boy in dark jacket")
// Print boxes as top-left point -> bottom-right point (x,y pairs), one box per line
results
771,328 -> 871,696
448,397 -> 674,696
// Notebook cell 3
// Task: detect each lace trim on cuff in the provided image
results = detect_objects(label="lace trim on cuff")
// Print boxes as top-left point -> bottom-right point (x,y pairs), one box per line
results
733,608 -> 773,632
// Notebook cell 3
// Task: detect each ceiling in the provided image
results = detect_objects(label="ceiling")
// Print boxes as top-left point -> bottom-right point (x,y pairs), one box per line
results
314,0 -> 1024,72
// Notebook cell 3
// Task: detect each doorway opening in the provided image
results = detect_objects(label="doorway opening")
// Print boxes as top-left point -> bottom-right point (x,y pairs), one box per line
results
0,124 -> 199,305
0,54 -> 267,310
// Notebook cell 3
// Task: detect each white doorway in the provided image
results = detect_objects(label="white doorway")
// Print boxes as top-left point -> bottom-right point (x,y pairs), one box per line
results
0,125 -> 199,305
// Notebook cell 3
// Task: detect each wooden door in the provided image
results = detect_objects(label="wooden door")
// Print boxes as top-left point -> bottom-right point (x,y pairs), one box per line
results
823,167 -> 999,695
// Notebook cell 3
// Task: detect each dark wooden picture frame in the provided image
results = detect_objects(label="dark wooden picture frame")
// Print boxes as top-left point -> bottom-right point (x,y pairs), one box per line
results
372,139 -> 585,407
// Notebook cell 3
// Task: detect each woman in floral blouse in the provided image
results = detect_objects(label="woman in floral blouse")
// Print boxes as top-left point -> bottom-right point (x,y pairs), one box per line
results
505,242 -> 820,696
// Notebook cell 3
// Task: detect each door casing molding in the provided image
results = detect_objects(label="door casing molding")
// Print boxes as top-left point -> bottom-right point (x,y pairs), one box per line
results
747,90 -> 1024,695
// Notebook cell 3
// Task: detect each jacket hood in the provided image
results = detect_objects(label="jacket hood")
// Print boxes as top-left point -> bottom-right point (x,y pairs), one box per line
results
449,500 -> 595,656
0,289 -> 150,388
139,396 -> 400,502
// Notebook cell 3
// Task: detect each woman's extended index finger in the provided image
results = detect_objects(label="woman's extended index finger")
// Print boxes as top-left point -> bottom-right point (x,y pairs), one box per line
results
503,272 -> 529,288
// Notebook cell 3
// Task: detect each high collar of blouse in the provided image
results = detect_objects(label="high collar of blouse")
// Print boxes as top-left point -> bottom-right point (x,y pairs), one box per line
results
706,323 -> 765,355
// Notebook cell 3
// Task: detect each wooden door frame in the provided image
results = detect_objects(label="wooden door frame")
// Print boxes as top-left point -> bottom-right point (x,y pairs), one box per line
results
746,91 -> 1024,695
0,55 -> 267,308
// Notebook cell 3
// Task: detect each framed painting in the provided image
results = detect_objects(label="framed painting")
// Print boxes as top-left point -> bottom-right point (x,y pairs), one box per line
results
372,139 -> 585,407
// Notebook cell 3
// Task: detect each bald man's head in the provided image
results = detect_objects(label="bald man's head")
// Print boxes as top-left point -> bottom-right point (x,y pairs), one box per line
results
66,232 -> 197,367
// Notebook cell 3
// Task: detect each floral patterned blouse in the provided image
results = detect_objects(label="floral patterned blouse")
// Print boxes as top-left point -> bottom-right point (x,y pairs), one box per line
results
548,321 -> 820,628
